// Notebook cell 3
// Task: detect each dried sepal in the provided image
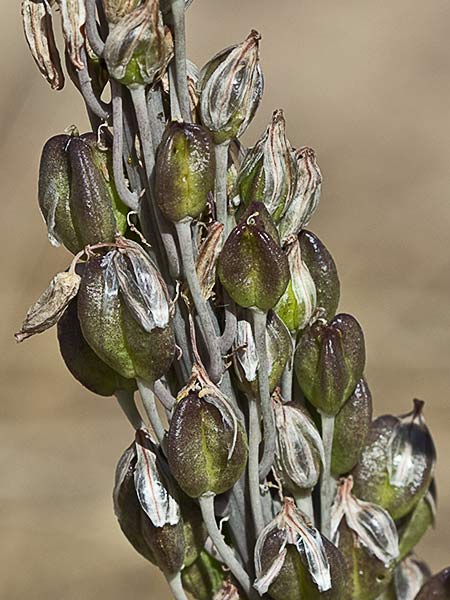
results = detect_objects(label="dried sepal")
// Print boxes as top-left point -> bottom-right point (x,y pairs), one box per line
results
331,476 -> 399,567
199,30 -> 264,143
102,0 -> 141,24
15,270 -> 81,342
59,0 -> 87,70
213,581 -> 241,600
394,555 -> 430,600
113,240 -> 171,332
275,238 -> 317,333
273,393 -> 325,491
234,319 -> 259,382
195,222 -> 224,300
134,429 -> 180,527
387,399 -> 436,489
237,109 -> 297,221
22,0 -> 65,90
254,498 -> 331,595
278,147 -> 322,244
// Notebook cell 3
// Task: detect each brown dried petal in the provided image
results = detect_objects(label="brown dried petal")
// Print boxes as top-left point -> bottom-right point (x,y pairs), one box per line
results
15,271 -> 81,342
59,0 -> 87,70
22,0 -> 65,90
195,222 -> 224,300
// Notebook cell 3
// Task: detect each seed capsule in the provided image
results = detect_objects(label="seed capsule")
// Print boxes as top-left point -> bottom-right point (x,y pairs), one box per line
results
273,395 -> 325,493
38,132 -> 128,254
199,30 -> 264,143
299,229 -> 340,321
57,296 -> 136,396
352,400 -> 436,520
254,498 -> 348,599
155,122 -> 215,222
15,270 -> 81,342
218,203 -> 289,310
167,365 -> 247,498
331,377 -> 373,476
278,147 -> 322,244
182,551 -> 226,600
331,476 -> 399,600
104,0 -> 173,88
294,313 -> 366,415
397,481 -> 436,561
274,238 -> 317,333
22,0 -> 65,90
236,109 -> 297,222
233,310 -> 292,397
77,247 -> 175,383
415,566 -> 450,600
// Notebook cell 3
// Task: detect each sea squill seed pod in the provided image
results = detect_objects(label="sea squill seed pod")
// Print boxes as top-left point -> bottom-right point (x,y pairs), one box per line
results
236,109 -> 297,222
15,270 -> 81,342
113,432 -> 186,575
104,0 -> 173,88
352,400 -> 436,520
273,394 -> 325,493
155,122 -> 215,222
397,481 -> 436,561
330,476 -> 399,600
294,313 -> 365,415
182,551 -> 226,600
59,0 -> 86,70
254,498 -> 349,599
22,0 -> 65,90
299,230 -> 340,320
38,132 -> 128,254
180,499 -> 208,568
331,377 -> 373,476
394,555 -> 431,600
415,567 -> 450,600
233,310 -> 292,397
167,366 -> 248,498
274,238 -> 317,333
57,296 -> 137,396
77,249 -> 175,382
199,30 -> 264,144
218,203 -> 289,310
278,147 -> 322,244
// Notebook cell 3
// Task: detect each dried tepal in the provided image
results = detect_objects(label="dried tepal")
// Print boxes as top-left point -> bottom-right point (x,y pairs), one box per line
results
18,1 -> 445,598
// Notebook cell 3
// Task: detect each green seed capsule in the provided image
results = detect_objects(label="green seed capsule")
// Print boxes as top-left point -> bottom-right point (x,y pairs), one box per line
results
57,296 -> 136,396
181,551 -> 225,600
77,250 -> 175,383
352,401 -> 436,520
155,122 -> 215,222
331,377 -> 373,476
294,314 -> 366,416
167,386 -> 247,498
397,482 -> 436,562
299,229 -> 340,321
218,204 -> 289,310
415,567 -> 450,600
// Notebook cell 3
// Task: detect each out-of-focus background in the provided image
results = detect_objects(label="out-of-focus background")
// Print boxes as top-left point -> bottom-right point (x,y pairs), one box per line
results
1,1 -> 449,598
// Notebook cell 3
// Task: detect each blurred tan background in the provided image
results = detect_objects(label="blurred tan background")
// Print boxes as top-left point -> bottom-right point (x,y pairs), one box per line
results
1,1 -> 449,598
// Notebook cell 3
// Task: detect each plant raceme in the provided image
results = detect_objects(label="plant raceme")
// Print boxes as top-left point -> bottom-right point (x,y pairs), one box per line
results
18,1 -> 444,598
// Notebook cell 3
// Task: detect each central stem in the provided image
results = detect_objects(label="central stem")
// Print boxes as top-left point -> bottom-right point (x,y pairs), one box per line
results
320,412 -> 335,537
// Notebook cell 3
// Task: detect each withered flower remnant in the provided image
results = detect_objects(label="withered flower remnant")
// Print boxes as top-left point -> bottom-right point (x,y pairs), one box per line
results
199,30 -> 264,144
59,0 -> 86,70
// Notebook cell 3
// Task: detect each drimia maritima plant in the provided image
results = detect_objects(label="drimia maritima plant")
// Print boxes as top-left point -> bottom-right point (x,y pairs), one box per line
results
17,1 -> 447,599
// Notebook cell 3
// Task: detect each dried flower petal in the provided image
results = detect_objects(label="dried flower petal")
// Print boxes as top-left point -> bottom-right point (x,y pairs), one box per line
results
331,476 -> 399,567
22,0 -> 65,90
134,429 -> 180,527
394,555 -> 431,600
195,222 -> 224,300
235,319 -> 259,382
59,0 -> 86,70
15,271 -> 81,342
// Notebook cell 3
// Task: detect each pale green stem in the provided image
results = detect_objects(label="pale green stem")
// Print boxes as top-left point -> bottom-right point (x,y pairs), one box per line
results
170,0 -> 190,122
137,379 -> 166,446
294,492 -> 315,525
248,397 -> 265,535
115,390 -> 144,430
175,220 -> 223,383
167,572 -> 188,600
320,412 -> 335,538
199,495 -> 257,599
214,142 -> 230,231
252,309 -> 276,481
